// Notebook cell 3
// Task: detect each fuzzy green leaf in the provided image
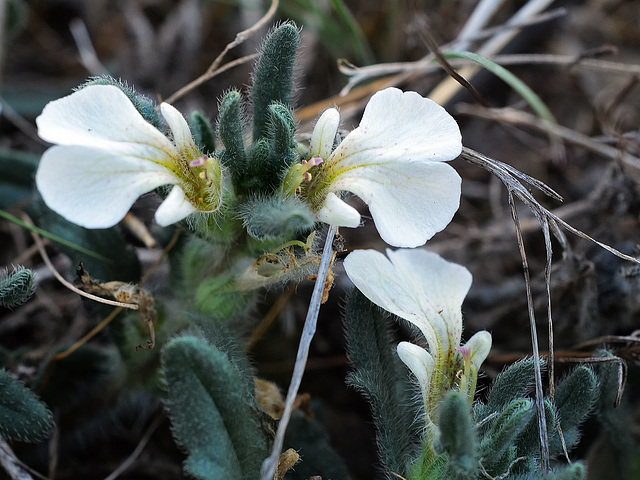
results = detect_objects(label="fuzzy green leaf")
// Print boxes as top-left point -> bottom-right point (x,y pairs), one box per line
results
251,23 -> 299,141
0,266 -> 35,308
344,289 -> 418,478
513,398 -> 556,461
555,366 -> 598,429
189,110 -> 217,154
435,390 -> 477,478
550,366 -> 598,454
268,103 -> 296,157
217,89 -> 246,184
476,358 -> 539,422
479,398 -> 533,476
237,195 -> 315,240
0,369 -> 53,442
162,336 -> 269,480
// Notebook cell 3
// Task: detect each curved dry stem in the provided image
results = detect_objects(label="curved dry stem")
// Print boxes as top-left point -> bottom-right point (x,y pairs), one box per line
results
20,213 -> 139,311
165,0 -> 278,103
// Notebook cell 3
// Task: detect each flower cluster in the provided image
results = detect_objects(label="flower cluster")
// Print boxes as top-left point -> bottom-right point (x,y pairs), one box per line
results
34,77 -> 487,456
344,248 -> 492,428
36,85 -> 223,228
35,86 -> 462,250
285,87 -> 463,248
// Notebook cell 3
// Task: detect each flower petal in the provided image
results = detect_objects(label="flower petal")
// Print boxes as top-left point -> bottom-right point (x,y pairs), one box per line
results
333,88 -> 462,169
328,160 -> 461,247
310,108 -> 340,159
154,185 -> 198,226
315,191 -> 361,227
397,341 -> 434,408
461,331 -> 492,371
36,85 -> 176,159
323,88 -> 462,247
344,248 -> 472,356
36,145 -> 177,228
160,103 -> 201,157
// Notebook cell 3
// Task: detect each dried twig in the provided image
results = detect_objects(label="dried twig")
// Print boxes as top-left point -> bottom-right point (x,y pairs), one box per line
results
164,0 -> 279,104
20,214 -> 140,311
0,439 -> 34,480
463,146 -> 640,471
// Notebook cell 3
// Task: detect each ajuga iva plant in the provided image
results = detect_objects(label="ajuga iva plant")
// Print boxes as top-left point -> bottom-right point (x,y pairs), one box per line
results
162,334 -> 270,480
22,11 -> 626,480
343,249 -> 601,480
27,19 -> 469,478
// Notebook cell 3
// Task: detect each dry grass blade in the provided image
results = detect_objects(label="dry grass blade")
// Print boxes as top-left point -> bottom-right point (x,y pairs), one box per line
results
463,145 -> 640,472
507,190 -> 550,471
462,147 -> 640,264
421,30 -> 489,107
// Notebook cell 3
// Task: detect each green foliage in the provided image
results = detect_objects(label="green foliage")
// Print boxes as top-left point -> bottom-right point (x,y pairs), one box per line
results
550,366 -> 598,453
478,398 -> 533,476
189,110 -> 217,154
435,391 -> 477,479
246,103 -> 300,193
476,358 -> 538,421
237,195 -> 315,240
251,22 -> 299,141
344,289 -> 419,479
0,369 -> 53,442
217,89 -> 247,186
194,275 -> 254,319
162,335 -> 270,480
81,76 -> 162,129
0,266 -> 35,308
265,103 -> 298,180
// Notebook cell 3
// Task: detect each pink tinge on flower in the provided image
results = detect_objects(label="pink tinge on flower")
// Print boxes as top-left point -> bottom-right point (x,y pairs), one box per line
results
189,156 -> 208,167
455,345 -> 471,361
306,156 -> 324,167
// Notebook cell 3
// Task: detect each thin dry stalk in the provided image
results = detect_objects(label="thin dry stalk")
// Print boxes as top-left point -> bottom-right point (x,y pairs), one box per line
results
260,225 -> 337,480
508,191 -> 550,471
164,0 -> 279,104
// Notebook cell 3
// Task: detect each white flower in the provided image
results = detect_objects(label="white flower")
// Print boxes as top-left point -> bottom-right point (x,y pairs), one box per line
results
287,87 -> 462,248
344,248 -> 491,415
35,84 -> 223,229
